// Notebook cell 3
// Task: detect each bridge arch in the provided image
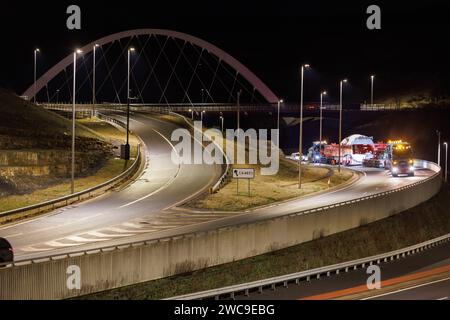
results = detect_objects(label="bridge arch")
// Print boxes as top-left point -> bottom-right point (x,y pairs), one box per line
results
23,29 -> 279,104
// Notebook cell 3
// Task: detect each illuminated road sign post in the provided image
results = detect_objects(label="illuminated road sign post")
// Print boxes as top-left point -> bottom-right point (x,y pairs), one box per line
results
233,168 -> 255,196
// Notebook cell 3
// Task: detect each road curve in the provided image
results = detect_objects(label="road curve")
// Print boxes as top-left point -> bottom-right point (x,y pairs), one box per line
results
0,112 -> 222,257
0,112 -> 437,262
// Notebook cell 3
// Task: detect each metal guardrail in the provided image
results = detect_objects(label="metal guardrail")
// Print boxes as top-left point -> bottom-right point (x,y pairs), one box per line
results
0,114 -> 142,222
0,158 -> 440,269
166,233 -> 450,300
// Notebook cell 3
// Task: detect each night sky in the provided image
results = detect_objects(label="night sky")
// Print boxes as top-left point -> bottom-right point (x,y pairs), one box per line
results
1,0 -> 450,104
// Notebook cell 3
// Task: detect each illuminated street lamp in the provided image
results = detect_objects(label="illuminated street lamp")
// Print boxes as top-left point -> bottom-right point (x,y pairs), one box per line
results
319,91 -> 327,157
220,115 -> 224,133
33,48 -> 40,103
201,110 -> 206,122
124,47 -> 135,161
444,142 -> 448,182
277,99 -> 284,147
370,75 -> 375,108
298,64 -> 310,189
437,130 -> 441,166
338,79 -> 348,173
188,108 -> 193,120
92,44 -> 100,114
71,49 -> 83,194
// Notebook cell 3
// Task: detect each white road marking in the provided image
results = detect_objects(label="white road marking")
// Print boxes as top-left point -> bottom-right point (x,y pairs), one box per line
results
109,226 -> 151,233
66,235 -> 110,242
86,231 -> 134,238
20,246 -> 55,252
362,276 -> 450,300
45,240 -> 84,247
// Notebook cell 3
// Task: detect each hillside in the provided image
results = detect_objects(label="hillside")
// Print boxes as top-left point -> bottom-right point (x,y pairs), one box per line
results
0,88 -> 112,196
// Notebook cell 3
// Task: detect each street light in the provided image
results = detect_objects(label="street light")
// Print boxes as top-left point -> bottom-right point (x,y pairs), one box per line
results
71,49 -> 83,194
201,110 -> 206,122
188,108 -> 193,120
237,90 -> 242,131
56,89 -> 60,104
298,64 -> 310,189
437,130 -> 441,166
319,91 -> 327,159
444,142 -> 448,182
33,48 -> 40,103
220,115 -> 224,133
124,47 -> 135,161
277,99 -> 284,147
92,44 -> 99,115
338,79 -> 348,173
370,75 -> 375,108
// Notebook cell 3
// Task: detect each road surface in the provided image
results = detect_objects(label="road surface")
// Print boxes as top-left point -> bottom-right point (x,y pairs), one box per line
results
0,112 -> 436,262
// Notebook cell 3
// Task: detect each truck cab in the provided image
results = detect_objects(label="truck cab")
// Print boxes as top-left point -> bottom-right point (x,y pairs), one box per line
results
384,141 -> 414,177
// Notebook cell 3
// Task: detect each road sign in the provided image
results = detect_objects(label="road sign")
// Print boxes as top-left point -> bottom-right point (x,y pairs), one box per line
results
233,168 -> 254,196
232,168 -> 255,179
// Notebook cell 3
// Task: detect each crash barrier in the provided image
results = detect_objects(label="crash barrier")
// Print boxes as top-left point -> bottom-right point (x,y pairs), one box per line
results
167,233 -> 450,300
0,160 -> 441,299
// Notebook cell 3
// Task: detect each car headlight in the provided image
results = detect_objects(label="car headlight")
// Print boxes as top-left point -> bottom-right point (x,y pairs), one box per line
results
409,166 -> 415,171
392,167 -> 398,173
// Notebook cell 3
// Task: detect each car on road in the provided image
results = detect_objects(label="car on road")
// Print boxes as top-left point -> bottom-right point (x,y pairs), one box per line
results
0,237 -> 14,266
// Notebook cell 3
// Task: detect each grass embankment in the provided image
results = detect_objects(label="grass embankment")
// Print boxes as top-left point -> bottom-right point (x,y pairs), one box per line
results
185,156 -> 353,211
0,118 -> 138,213
81,184 -> 450,300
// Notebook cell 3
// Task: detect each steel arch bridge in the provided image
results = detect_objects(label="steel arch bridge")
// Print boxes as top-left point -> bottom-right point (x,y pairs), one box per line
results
24,29 -> 279,105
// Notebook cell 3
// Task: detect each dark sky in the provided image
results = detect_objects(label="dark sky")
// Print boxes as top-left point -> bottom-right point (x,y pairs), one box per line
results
1,0 -> 450,104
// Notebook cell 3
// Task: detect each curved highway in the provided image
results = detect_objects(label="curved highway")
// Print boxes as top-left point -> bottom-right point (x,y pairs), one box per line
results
0,112 -> 222,257
0,112 -> 437,262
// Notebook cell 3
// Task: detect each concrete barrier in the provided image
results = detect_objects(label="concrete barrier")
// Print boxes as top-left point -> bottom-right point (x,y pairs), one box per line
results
0,161 -> 442,299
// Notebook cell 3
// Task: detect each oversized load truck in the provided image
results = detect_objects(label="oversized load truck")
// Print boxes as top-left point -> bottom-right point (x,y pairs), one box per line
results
384,140 -> 415,177
308,134 -> 375,165
363,140 -> 415,177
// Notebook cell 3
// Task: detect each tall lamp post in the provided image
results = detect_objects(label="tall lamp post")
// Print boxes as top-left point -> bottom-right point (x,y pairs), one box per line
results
370,75 -> 375,108
33,48 -> 40,103
201,110 -> 206,122
437,130 -> 441,166
319,91 -> 327,154
338,79 -> 348,173
298,64 -> 310,189
444,142 -> 448,182
220,115 -> 224,133
237,90 -> 242,131
124,47 -> 135,161
71,49 -> 83,194
92,44 -> 99,115
277,99 -> 284,147
188,108 -> 193,120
